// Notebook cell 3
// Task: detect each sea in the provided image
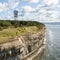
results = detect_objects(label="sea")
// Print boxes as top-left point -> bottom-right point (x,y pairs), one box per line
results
38,23 -> 60,60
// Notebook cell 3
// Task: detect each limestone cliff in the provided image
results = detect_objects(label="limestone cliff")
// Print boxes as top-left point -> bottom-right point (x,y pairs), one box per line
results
0,23 -> 46,60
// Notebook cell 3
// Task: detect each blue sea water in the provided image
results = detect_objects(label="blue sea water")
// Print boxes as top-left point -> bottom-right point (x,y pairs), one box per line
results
41,24 -> 60,60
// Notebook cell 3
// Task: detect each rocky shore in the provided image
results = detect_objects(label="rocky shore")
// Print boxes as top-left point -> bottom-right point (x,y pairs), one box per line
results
0,26 -> 46,60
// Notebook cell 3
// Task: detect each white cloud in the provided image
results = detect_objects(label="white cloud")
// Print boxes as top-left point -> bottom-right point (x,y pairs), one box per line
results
21,2 -> 60,22
30,0 -> 39,3
0,3 -> 8,12
22,6 -> 35,20
22,0 -> 39,3
44,0 -> 59,6
22,6 -> 35,12
22,0 -> 30,2
48,11 -> 59,19
38,10 -> 60,22
56,5 -> 60,8
0,0 -> 20,12
0,0 -> 59,22
8,0 -> 20,9
28,3 -> 60,22
25,5 -> 59,22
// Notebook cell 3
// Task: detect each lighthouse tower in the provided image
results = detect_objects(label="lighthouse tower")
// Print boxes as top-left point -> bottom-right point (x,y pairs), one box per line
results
14,10 -> 18,20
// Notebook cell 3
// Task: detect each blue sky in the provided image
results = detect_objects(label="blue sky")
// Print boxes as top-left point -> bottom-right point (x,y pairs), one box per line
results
0,0 -> 60,22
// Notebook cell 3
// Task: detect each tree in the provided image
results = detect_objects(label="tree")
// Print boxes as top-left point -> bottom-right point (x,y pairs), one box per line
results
1,20 -> 12,28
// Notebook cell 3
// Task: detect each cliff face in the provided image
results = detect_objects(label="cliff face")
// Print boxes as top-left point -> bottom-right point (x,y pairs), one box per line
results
0,26 -> 46,59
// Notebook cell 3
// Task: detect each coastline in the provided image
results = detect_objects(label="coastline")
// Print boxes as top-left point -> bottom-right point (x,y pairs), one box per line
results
0,21 -> 46,60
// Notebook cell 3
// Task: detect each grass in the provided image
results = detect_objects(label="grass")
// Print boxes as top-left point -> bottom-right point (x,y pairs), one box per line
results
0,26 -> 41,43
0,37 -> 12,44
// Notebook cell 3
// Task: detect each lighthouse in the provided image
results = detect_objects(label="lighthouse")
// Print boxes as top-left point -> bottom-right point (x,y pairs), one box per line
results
14,10 -> 18,20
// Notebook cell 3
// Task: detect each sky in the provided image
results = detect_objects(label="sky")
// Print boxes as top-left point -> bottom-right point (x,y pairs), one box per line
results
0,0 -> 60,22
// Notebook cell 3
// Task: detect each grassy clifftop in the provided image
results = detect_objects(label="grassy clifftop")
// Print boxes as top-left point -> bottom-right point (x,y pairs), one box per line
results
0,20 -> 45,43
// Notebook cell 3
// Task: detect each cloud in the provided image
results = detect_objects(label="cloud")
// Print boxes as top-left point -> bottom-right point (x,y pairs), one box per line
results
0,0 -> 60,22
8,0 -> 20,9
22,0 -> 30,2
22,3 -> 60,22
44,0 -> 59,6
21,6 -> 36,20
56,5 -> 60,8
28,3 -> 60,22
38,10 -> 60,22
22,6 -> 35,12
22,0 -> 39,3
30,0 -> 39,3
0,3 -> 8,12
0,0 -> 20,12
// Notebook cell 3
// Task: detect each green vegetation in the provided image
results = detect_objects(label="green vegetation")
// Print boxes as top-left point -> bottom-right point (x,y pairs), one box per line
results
0,20 -> 45,43
0,20 -> 45,29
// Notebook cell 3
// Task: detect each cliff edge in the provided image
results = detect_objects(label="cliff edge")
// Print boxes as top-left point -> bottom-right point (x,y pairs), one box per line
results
0,21 -> 46,60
